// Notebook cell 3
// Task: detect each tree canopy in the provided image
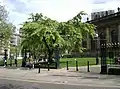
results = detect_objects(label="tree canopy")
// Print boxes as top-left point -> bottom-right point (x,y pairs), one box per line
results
0,5 -> 8,21
21,12 -> 95,63
0,4 -> 15,49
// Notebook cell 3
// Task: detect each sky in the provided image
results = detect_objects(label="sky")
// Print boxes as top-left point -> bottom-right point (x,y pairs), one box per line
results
1,0 -> 120,29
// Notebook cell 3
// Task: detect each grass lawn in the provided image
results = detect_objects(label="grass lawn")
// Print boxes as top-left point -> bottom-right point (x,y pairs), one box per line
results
0,57 -> 97,68
0,59 -> 22,66
60,57 -> 96,68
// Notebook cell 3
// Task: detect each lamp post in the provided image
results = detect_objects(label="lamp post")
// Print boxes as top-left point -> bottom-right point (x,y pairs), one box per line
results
99,32 -> 107,74
94,33 -> 99,65
94,32 -> 107,74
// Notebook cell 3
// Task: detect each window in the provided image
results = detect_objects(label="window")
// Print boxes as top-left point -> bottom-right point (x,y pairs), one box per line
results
111,30 -> 118,43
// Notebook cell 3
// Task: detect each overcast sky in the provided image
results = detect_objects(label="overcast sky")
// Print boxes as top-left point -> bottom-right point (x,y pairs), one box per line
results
1,0 -> 120,28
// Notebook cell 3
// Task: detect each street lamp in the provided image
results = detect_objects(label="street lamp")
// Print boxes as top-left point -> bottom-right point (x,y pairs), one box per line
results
99,32 -> 107,74
94,33 -> 99,65
94,32 -> 107,74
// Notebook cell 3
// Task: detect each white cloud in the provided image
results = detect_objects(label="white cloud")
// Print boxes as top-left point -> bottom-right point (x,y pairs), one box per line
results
0,0 -> 4,5
8,12 -> 28,28
23,0 -> 92,21
2,0 -> 120,28
92,0 -> 120,12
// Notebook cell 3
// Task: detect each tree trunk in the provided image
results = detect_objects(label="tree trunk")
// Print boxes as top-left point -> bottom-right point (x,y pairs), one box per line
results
33,49 -> 36,62
48,51 -> 53,63
43,36 -> 53,64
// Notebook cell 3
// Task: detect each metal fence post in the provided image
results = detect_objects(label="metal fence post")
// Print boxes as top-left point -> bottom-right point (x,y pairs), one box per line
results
48,62 -> 50,71
15,59 -> 17,67
38,64 -> 40,73
76,61 -> 78,71
67,61 -> 69,70
87,61 -> 90,72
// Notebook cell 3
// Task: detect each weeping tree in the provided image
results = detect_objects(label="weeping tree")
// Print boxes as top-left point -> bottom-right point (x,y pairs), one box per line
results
21,12 -> 95,63
21,13 -> 64,63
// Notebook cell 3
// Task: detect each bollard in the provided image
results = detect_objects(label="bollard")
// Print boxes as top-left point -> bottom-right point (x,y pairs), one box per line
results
15,59 -> 17,67
38,64 -> 40,73
48,62 -> 50,71
66,61 -> 69,70
87,61 -> 90,72
76,61 -> 78,71
55,62 -> 57,69
16,60 -> 17,67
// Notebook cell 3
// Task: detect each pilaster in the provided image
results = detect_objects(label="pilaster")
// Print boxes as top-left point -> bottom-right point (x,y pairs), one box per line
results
118,24 -> 120,43
106,28 -> 110,43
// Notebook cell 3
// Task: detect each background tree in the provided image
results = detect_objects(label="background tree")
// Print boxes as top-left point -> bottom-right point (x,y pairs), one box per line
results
21,12 -> 95,63
0,4 -> 14,55
57,11 -> 95,54
21,13 -> 64,63
0,5 -> 8,21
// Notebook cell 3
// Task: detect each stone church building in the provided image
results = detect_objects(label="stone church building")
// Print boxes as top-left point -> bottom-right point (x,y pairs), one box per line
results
86,8 -> 120,56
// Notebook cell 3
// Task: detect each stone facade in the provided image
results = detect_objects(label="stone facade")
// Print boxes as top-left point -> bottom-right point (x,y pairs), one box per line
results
87,11 -> 120,56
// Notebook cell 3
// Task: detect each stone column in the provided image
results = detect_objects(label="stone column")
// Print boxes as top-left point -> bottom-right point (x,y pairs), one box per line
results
109,29 -> 111,43
118,25 -> 120,43
106,28 -> 110,43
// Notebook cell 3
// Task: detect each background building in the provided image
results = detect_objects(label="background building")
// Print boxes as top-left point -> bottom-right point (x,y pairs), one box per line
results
87,7 -> 120,56
0,28 -> 19,59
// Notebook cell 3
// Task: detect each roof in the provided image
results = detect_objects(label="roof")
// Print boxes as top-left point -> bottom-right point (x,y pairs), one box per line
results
87,11 -> 120,26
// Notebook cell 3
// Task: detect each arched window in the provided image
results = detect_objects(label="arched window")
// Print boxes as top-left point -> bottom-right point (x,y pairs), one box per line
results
99,32 -> 106,45
111,30 -> 118,43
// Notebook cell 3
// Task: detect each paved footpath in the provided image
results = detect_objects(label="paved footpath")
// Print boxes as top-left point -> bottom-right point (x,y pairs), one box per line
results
0,79 -> 119,89
0,65 -> 120,88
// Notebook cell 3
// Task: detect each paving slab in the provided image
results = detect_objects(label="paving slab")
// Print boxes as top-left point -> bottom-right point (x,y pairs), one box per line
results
0,65 -> 120,88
